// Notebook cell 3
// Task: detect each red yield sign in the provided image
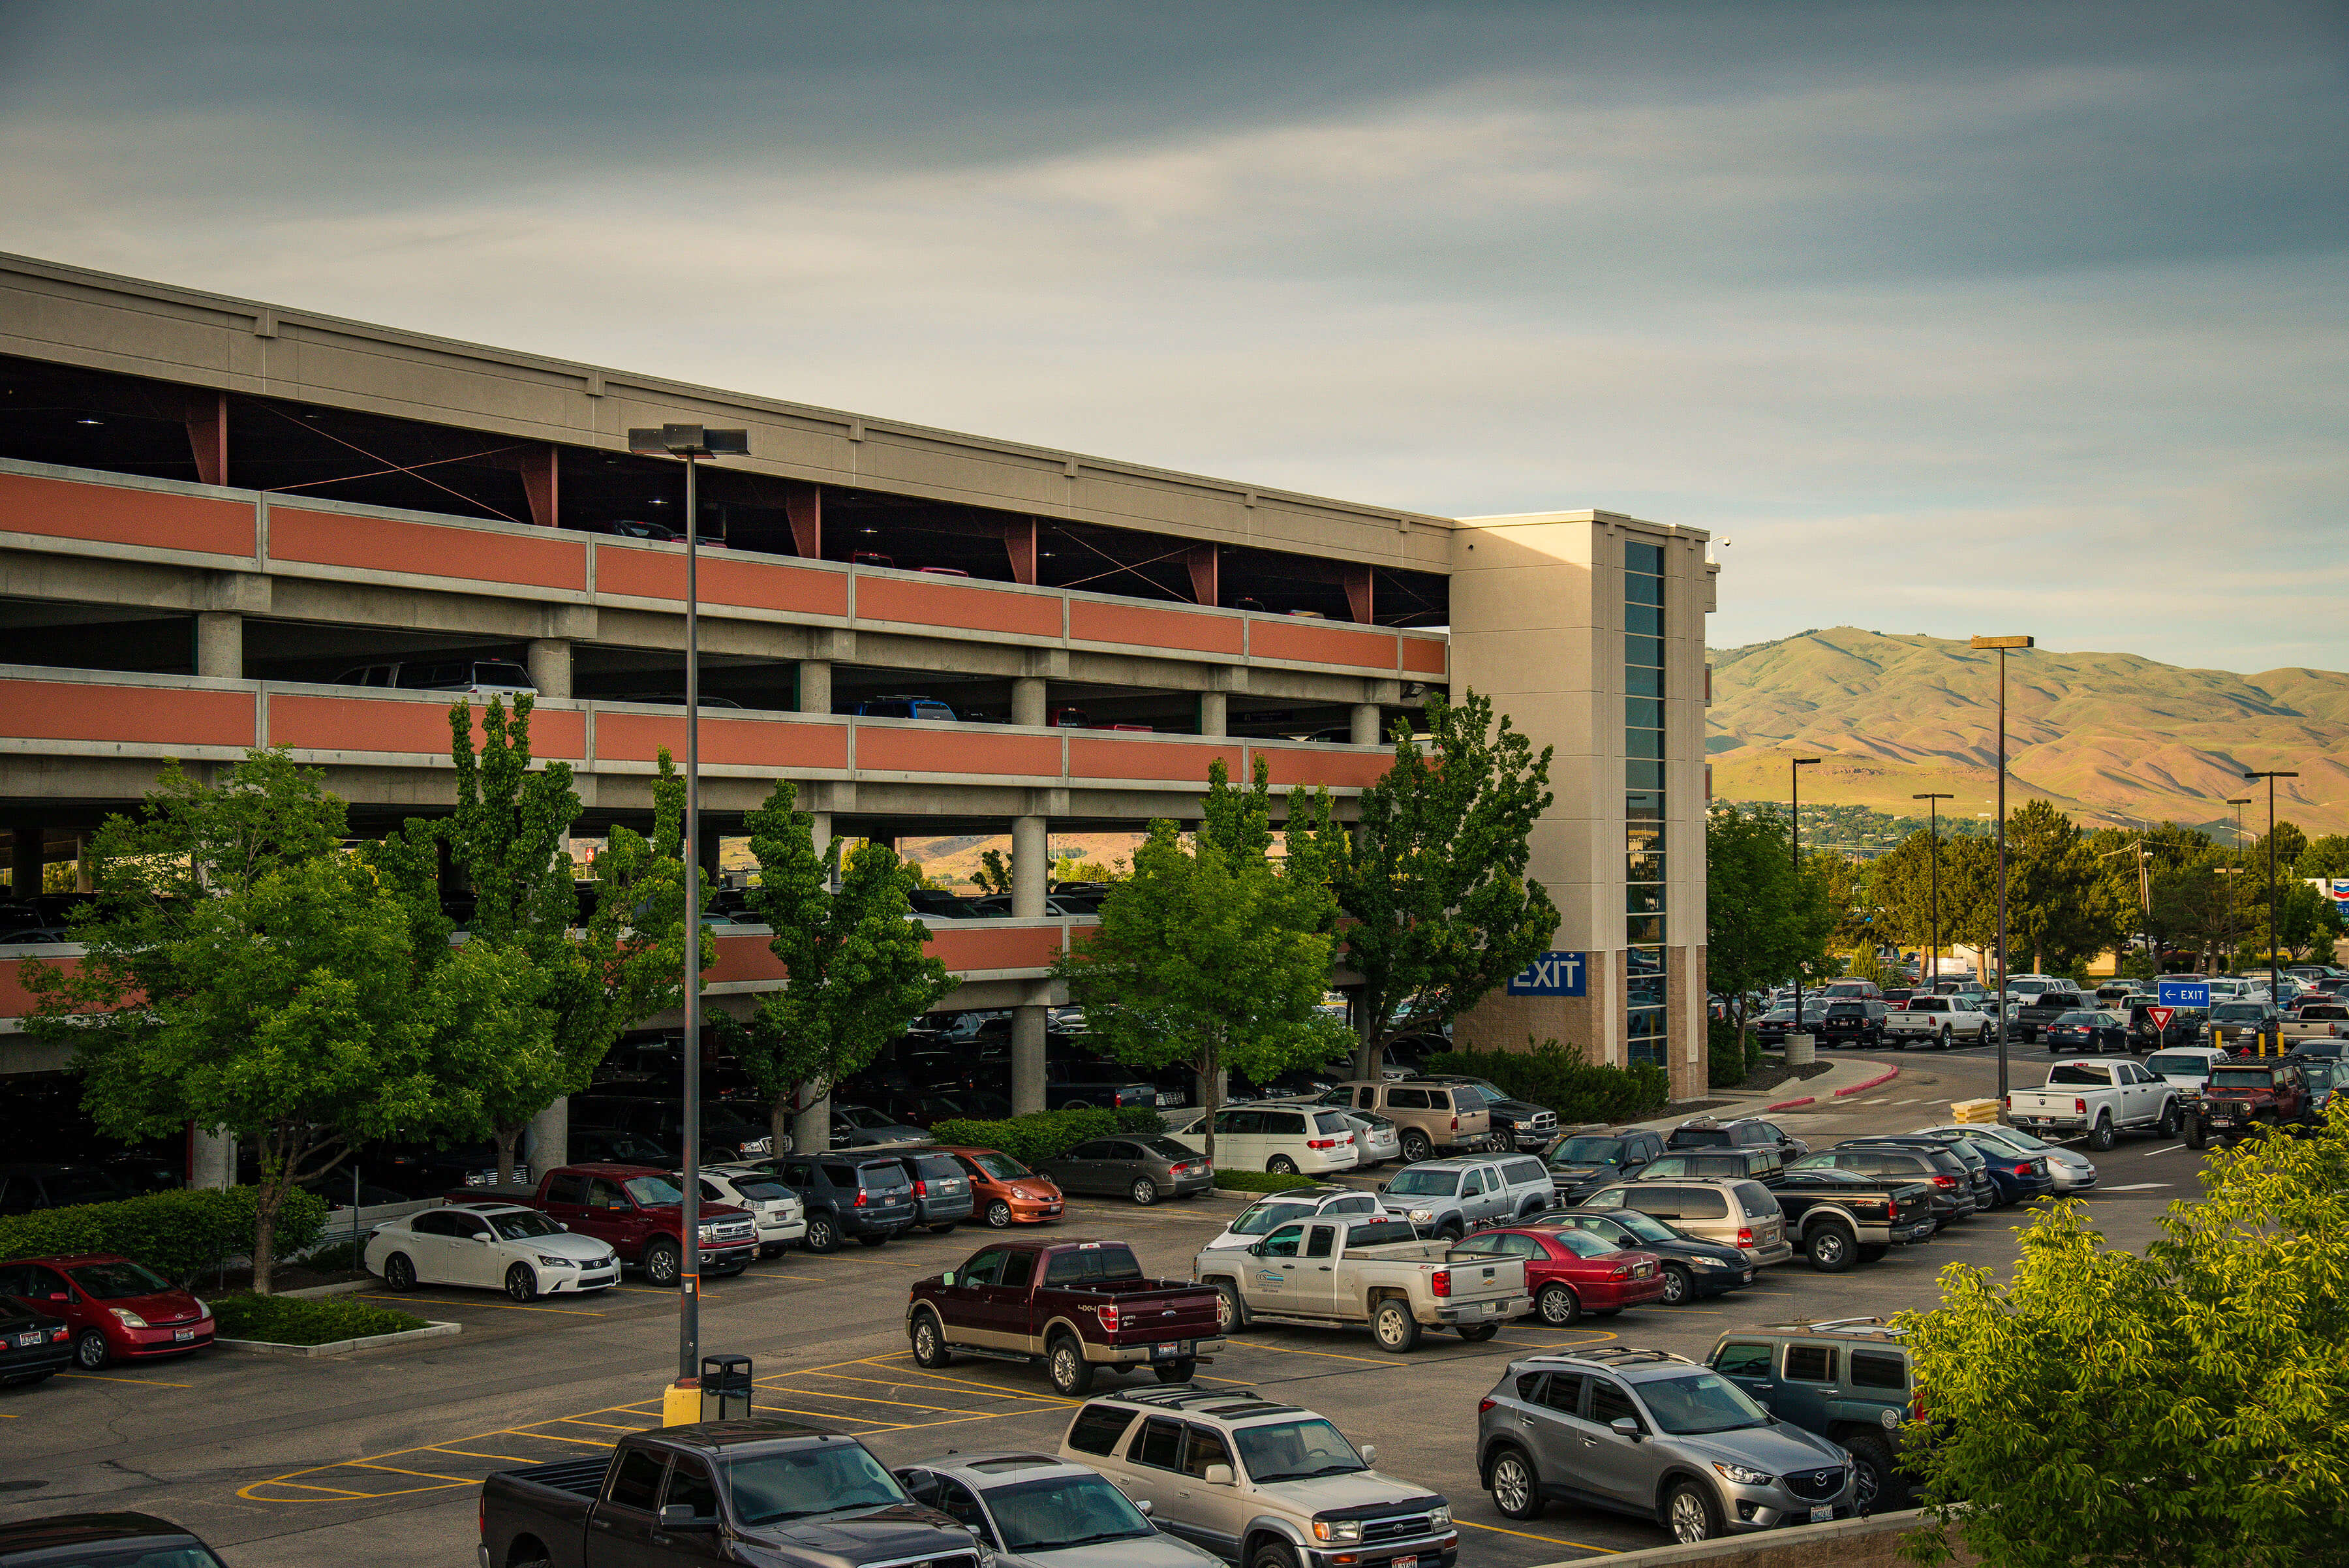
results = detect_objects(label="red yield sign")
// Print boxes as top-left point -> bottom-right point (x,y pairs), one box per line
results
2147,1006 -> 2175,1033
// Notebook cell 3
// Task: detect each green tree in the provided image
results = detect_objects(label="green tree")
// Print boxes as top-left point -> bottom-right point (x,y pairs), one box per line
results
722,779 -> 957,1156
1897,1103 -> 2349,1568
22,754 -> 533,1291
2254,819 -> 2309,879
1869,828 -> 1998,963
1705,803 -> 1835,1061
974,848 -> 1012,897
1054,758 -> 1352,1159
2245,876 -> 2342,964
2004,800 -> 2127,974
2295,833 -> 2349,880
1297,690 -> 1556,1081
1809,851 -> 1875,954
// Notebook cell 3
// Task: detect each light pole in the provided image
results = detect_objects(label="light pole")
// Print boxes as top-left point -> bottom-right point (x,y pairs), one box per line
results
1914,792 -> 1952,989
2228,797 -> 2252,848
628,422 -> 748,1391
1970,634 -> 2033,1099
2244,769 -> 2300,1038
1791,757 -> 1820,1028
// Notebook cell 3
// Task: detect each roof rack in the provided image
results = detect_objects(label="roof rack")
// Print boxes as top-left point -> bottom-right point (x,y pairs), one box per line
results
1765,1317 -> 1909,1337
1533,1347 -> 1695,1368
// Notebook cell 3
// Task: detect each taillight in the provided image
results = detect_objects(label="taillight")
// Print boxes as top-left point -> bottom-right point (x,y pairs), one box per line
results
1479,1396 -> 1497,1415
2075,1098 -> 2088,1115
1308,1138 -> 1336,1150
914,1179 -> 929,1197
480,1494 -> 487,1538
1609,1263 -> 1633,1279
854,1190 -> 868,1207
1933,1175 -> 1958,1190
1451,1115 -> 1460,1131
1431,1268 -> 1452,1298
1099,1302 -> 1120,1333
1736,1227 -> 1754,1247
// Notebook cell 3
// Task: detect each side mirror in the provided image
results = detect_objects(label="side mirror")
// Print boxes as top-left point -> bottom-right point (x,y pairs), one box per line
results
1610,1416 -> 1642,1441
557,1222 -> 568,1231
1203,1464 -> 1235,1487
658,1503 -> 713,1530
1135,1499 -> 1154,1516
1375,1182 -> 1388,1193
1246,1242 -> 1264,1257
1360,1443 -> 1377,1466
940,1271 -> 957,1287
477,1234 -> 494,1244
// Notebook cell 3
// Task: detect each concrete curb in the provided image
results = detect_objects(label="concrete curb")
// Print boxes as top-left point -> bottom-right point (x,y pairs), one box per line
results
1523,1506 -> 1938,1567
1834,1066 -> 1903,1098
217,1320 -> 459,1358
1764,1094 -> 1817,1111
275,1278 -> 374,1300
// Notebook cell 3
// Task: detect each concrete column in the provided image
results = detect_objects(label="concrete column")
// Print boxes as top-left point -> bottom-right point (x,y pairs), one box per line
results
1011,1005 -> 1049,1116
792,1091 -> 832,1156
527,638 -> 573,699
74,833 -> 93,893
1199,692 -> 1227,737
190,1128 -> 236,1191
195,612 -> 242,678
525,1098 -> 568,1176
798,660 -> 833,715
1351,703 -> 1383,745
1012,676 -> 1047,728
8,829 -> 40,899
1012,816 -> 1049,917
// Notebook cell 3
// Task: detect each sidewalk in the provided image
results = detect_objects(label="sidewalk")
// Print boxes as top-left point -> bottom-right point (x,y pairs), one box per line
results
1627,1054 -> 1901,1131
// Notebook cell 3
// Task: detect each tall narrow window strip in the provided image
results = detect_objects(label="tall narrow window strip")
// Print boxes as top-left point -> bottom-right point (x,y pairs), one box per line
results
1625,544 -> 1667,1068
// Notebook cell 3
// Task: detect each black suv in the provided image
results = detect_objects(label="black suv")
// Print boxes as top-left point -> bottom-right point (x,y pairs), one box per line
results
1836,1135 -> 1999,1211
878,1149 -> 977,1232
1633,1147 -> 1785,1185
1544,1127 -> 1668,1201
1791,1145 -> 1977,1226
745,1153 -> 919,1252
1666,1116 -> 1809,1163
1816,1000 -> 1888,1049
1415,1075 -> 1559,1151
1709,1319 -> 1920,1512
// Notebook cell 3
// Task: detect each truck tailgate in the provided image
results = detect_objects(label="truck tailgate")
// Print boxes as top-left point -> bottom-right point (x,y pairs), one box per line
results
1439,1253 -> 1528,1301
1099,1284 -> 1222,1344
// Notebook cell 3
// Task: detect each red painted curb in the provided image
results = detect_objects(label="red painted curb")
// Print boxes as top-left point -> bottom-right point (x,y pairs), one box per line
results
1834,1066 -> 1902,1098
1764,1096 -> 1816,1111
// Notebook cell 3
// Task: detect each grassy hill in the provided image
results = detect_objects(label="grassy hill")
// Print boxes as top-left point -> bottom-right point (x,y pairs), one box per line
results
1708,629 -> 2349,837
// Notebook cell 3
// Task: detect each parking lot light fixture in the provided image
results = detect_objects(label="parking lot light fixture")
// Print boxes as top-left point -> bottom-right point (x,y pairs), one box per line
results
1791,758 -> 1820,1027
2244,770 -> 2301,1031
1914,793 -> 1953,989
1969,636 -> 2033,1098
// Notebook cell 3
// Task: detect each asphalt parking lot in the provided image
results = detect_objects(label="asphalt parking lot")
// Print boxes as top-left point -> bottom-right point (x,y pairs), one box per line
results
0,1048 -> 2213,1565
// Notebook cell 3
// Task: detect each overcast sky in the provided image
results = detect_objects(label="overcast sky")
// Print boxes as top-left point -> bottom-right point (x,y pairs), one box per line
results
3,2 -> 2343,673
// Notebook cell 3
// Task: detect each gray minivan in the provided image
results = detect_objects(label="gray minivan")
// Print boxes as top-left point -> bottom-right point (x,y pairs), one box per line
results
1579,1178 -> 1793,1267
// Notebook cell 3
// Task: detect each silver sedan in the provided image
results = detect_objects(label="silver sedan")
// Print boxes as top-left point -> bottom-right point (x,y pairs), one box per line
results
1911,1124 -> 2097,1193
896,1454 -> 1220,1568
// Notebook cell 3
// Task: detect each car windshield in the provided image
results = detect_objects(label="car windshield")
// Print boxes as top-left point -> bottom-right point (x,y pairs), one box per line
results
1461,1079 -> 1510,1101
836,1107 -> 895,1128
2146,1054 -> 2212,1079
1984,1126 -> 2051,1151
623,1175 -> 684,1205
1232,1417 -> 1365,1481
1635,1372 -> 1772,1435
2047,1065 -> 2112,1086
2208,1068 -> 2282,1090
727,1440 -> 908,1525
733,1178 -> 793,1203
984,1472 -> 1155,1552
1552,1138 -> 1624,1165
1544,1228 -> 1617,1258
486,1210 -> 562,1240
2213,1004 -> 2268,1021
971,1152 -> 1032,1180
1231,1201 -> 1318,1235
65,1260 -> 174,1299
1385,1169 -> 1461,1197
1589,1208 -> 1684,1244
2055,1011 -> 2098,1026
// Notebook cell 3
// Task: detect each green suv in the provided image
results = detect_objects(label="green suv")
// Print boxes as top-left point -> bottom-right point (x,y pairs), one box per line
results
1706,1319 -> 1918,1511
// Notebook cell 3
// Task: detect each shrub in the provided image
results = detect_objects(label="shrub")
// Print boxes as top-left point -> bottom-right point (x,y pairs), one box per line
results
0,1186 -> 328,1287
928,1107 -> 1126,1165
1708,1018 -> 1751,1088
1113,1107 -> 1166,1135
1214,1169 -> 1319,1193
211,1293 -> 426,1345
1428,1038 -> 1670,1124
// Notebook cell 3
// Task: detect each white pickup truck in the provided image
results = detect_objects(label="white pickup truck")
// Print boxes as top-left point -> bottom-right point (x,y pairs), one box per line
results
1882,994 -> 1995,1049
1195,1214 -> 1529,1353
2005,1058 -> 2183,1151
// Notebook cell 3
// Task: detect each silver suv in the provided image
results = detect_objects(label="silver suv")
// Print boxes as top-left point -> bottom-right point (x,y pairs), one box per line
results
1475,1347 -> 1857,1544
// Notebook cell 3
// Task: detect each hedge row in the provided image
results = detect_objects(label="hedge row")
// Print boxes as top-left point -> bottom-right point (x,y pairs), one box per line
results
1708,1018 -> 1758,1088
0,1186 -> 329,1286
1427,1040 -> 1670,1126
928,1105 -> 1165,1165
1214,1169 -> 1320,1193
211,1293 -> 425,1345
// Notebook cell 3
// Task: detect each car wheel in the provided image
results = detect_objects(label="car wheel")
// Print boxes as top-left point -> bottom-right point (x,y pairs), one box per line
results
72,1329 -> 109,1370
910,1311 -> 952,1368
1267,1156 -> 1299,1175
1807,1223 -> 1856,1272
1939,1025 -> 1952,1049
1535,1282 -> 1581,1326
1980,1025 -> 1995,1045
2158,1101 -> 2182,1138
1488,1447 -> 1544,1520
1214,1282 -> 1248,1334
504,1263 -> 539,1303
803,1215 -> 840,1253
643,1239 -> 681,1285
1154,1359 -> 1197,1383
1047,1334 -> 1094,1396
1439,1220 -> 1466,1243
1848,1432 -> 1903,1513
1668,1480 -> 1723,1543
856,1233 -> 889,1248
1131,1177 -> 1159,1205
1659,1265 -> 1691,1306
2089,1114 -> 2117,1152
2187,1113 -> 2208,1150
381,1252 -> 416,1291
1250,1541 -> 1300,1568
1372,1298 -> 1421,1353
985,1199 -> 1013,1229
1400,1130 -> 1433,1163
1457,1321 -> 1501,1341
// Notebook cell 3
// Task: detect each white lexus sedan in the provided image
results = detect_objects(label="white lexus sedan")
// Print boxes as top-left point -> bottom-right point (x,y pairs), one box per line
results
367,1202 -> 621,1301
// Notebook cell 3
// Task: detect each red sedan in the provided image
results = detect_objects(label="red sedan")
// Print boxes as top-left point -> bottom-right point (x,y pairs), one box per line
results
1453,1225 -> 1666,1327
0,1254 -> 215,1370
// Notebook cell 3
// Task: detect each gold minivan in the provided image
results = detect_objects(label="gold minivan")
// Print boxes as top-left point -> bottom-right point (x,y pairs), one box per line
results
1579,1176 -> 1794,1267
1325,1080 -> 1491,1163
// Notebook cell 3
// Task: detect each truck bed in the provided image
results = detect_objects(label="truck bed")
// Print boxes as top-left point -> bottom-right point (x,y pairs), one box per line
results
492,1455 -> 610,1499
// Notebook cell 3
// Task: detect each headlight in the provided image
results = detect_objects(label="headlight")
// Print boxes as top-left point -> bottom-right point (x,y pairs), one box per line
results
697,1225 -> 719,1243
537,1254 -> 576,1268
1312,1520 -> 1363,1543
1713,1462 -> 1773,1486
109,1308 -> 148,1329
1428,1505 -> 1451,1528
1407,1208 -> 1435,1225
1690,1256 -> 1726,1270
192,1297 -> 211,1317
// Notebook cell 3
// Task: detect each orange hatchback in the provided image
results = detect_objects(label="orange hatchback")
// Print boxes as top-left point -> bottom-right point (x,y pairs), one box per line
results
941,1146 -> 1065,1229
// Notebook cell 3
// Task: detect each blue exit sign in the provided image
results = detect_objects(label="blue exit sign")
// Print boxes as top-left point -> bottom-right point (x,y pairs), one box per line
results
1507,951 -> 1589,996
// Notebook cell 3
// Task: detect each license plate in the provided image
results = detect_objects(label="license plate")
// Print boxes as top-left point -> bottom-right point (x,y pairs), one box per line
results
173,1328 -> 196,1342
1152,1340 -> 1190,1360
1392,1557 -> 1418,1568
14,1332 -> 37,1349
1810,1507 -> 1834,1524
1743,1268 -> 1755,1283
1482,1299 -> 1499,1314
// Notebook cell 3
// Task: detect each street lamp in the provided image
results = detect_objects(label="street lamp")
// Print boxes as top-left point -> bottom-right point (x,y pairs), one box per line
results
1970,634 -> 2033,1099
2244,769 -> 2300,1034
628,422 -> 748,1391
1913,793 -> 1953,989
1791,757 -> 1820,1029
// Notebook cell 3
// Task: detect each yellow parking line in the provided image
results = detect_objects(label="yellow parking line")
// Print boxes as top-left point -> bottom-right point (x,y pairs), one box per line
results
264,1481 -> 376,1498
429,1446 -> 538,1462
58,1372 -> 193,1387
857,1359 -> 1082,1404
507,1430 -> 617,1447
0,1410 -> 18,1417
1224,1340 -> 1404,1368
754,1401 -> 901,1426
1457,1518 -> 1620,1552
348,1462 -> 474,1482
361,1293 -> 606,1317
761,1385 -> 984,1414
549,1417 -> 652,1432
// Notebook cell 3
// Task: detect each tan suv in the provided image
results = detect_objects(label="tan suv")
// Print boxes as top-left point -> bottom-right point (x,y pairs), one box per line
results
1327,1081 -> 1490,1163
1578,1177 -> 1794,1267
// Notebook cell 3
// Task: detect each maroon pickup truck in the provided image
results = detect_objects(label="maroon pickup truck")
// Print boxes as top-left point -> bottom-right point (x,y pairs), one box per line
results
457,1163 -> 758,1285
906,1238 -> 1223,1396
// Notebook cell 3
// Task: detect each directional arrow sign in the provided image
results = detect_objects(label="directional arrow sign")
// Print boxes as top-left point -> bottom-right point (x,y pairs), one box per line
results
2146,1006 -> 2175,1034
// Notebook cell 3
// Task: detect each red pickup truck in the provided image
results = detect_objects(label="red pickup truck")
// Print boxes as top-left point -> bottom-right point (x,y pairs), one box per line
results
459,1163 -> 759,1285
906,1238 -> 1223,1396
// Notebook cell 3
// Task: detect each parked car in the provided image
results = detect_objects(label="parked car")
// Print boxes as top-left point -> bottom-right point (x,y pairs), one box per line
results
2011,989 -> 2096,1043
1814,999 -> 1888,1049
1763,1168 -> 1939,1270
1665,1116 -> 1808,1163
1409,1075 -> 1559,1150
1201,1187 -> 1383,1252
0,1295 -> 70,1386
1543,1127 -> 1668,1203
0,1163 -> 129,1216
1060,1385 -> 1453,1568
2190,1058 -> 2317,1147
1629,1147 -> 1785,1186
1375,1154 -> 1554,1239
0,1515 -> 229,1568
827,1103 -> 936,1149
2140,1046 -> 2231,1111
1710,1319 -> 1921,1511
1323,1080 -> 1489,1161
567,1096 -> 774,1162
2006,1058 -> 2183,1150
1754,1005 -> 1826,1049
856,694 -> 958,721
2039,1009 -> 2134,1055
1789,1147 -> 1977,1227
1256,1095 -> 1402,1167
1563,1179 -> 1794,1268
939,1146 -> 1066,1229
1194,1214 -> 1530,1351
1909,1122 -> 2097,1194
892,1451 -> 1218,1568
368,1202 -> 621,1300
1476,1346 -> 1858,1541
335,658 -> 534,695
0,1255 -> 213,1370
564,1126 -> 671,1166
1036,1136 -> 1214,1206
1450,1224 -> 1665,1327
1834,1135 -> 2003,1210
1163,1105 -> 1358,1176
688,1167 -> 808,1256
494,1163 -> 758,1283
1536,1209 -> 1755,1304
907,1238 -> 1224,1392
1881,994 -> 1995,1049
478,1421 -> 982,1568
739,1152 -> 919,1252
2129,1001 -> 2207,1050
868,1148 -> 977,1232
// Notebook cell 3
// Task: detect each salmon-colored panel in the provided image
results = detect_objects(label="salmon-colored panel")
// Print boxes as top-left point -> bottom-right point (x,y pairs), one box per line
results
1068,599 -> 1244,657
855,725 -> 1061,777
592,711 -> 849,772
269,695 -> 587,760
1248,744 -> 1393,790
1401,636 -> 1449,677
708,932 -> 789,986
0,472 -> 253,559
1067,736 -> 1243,786
927,924 -> 1072,972
0,679 -> 253,749
270,508 -> 587,592
595,543 -> 850,618
1249,618 -> 1400,672
855,574 -> 1061,638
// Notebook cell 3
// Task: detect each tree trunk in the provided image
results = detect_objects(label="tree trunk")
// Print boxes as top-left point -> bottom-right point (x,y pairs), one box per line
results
253,1131 -> 292,1296
771,1094 -> 794,1161
494,1124 -> 521,1188
1354,991 -> 1381,1083
1198,1049 -> 1221,1165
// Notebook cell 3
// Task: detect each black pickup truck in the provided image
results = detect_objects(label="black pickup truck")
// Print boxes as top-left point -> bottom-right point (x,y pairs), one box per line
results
1767,1169 -> 1938,1272
478,1420 -> 985,1568
2011,990 -> 2093,1044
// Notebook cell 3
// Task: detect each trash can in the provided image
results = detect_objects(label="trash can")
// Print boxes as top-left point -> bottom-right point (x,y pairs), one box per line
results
1785,1032 -> 1815,1066
701,1354 -> 753,1422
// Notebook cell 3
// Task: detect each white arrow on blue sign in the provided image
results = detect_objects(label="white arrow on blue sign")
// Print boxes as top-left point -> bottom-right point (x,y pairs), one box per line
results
1507,951 -> 1589,997
2157,978 -> 2211,1009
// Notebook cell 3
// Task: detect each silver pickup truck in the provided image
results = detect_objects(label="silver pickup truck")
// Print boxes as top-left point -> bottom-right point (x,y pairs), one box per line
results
1195,1215 -> 1529,1353
1882,995 -> 1995,1049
